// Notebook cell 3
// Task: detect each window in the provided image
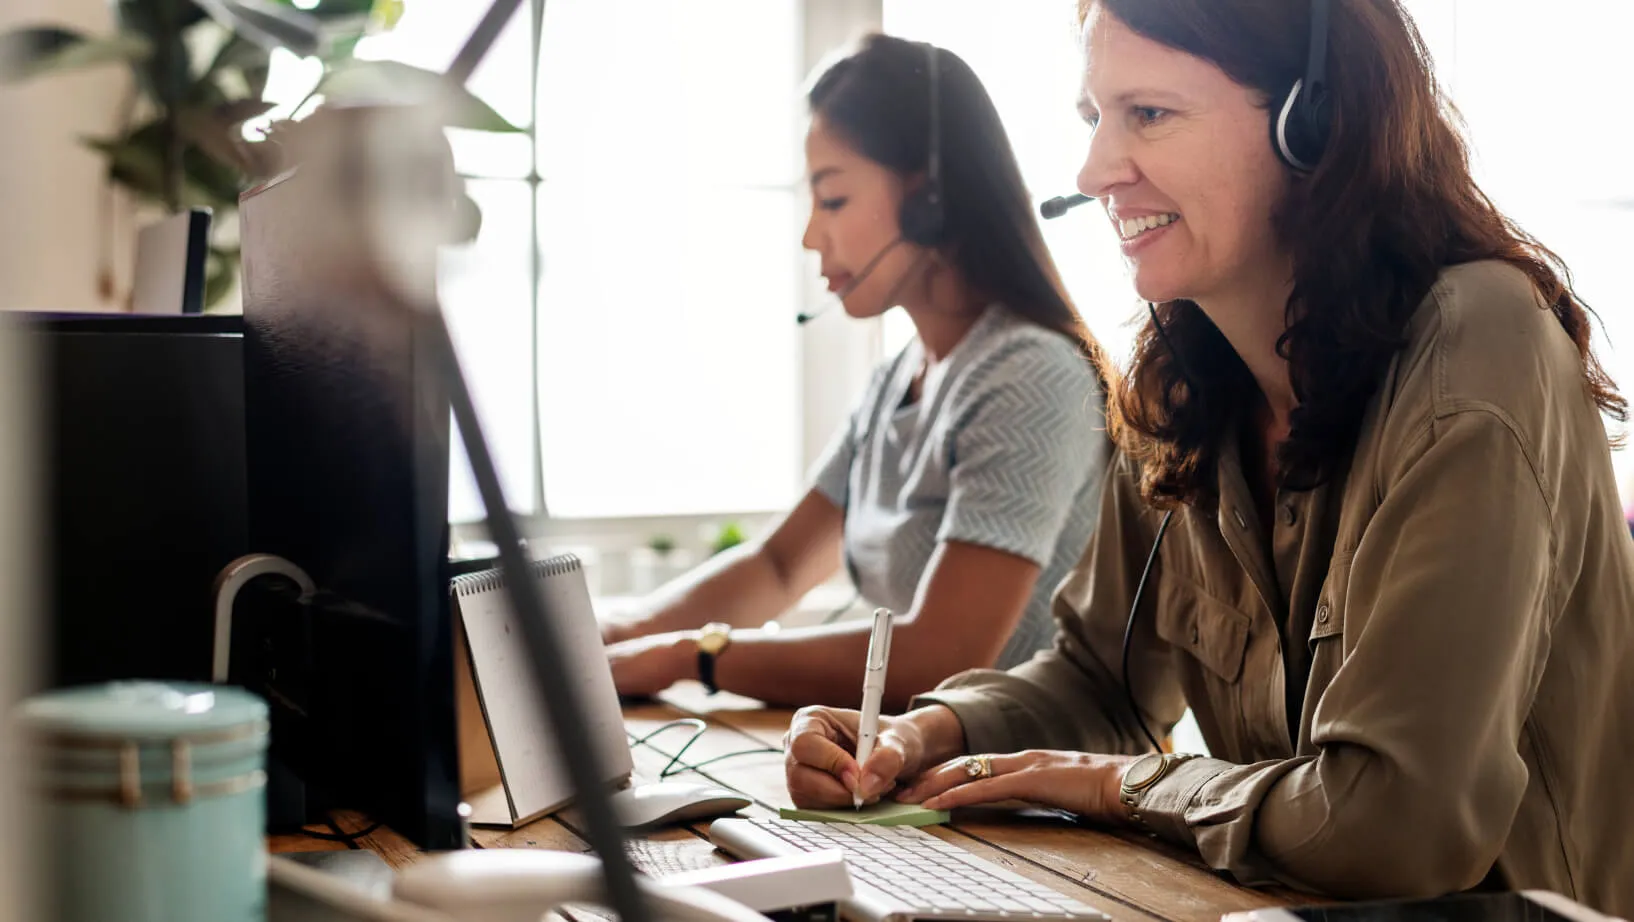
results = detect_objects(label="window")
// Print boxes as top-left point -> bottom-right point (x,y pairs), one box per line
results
881,0 -> 1141,364
1402,0 -> 1634,485
534,0 -> 805,519
347,1 -> 540,523
279,1 -> 817,524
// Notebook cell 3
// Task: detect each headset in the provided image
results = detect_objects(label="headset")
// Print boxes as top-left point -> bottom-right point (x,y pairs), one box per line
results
1273,0 -> 1334,173
819,40 -> 948,620
796,40 -> 946,325
898,41 -> 947,247
1116,0 -> 1335,753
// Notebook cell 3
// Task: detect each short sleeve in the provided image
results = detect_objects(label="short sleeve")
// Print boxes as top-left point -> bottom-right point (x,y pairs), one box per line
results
809,418 -> 855,508
808,358 -> 896,508
935,337 -> 1103,566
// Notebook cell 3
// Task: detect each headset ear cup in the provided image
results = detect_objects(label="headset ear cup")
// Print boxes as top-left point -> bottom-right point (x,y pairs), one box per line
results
898,188 -> 945,248
1273,79 -> 1331,172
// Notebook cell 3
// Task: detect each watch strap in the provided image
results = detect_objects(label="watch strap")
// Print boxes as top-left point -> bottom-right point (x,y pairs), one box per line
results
1120,753 -> 1198,827
698,648 -> 721,694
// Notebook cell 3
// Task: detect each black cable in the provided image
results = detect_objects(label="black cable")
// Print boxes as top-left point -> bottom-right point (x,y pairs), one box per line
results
1122,508 -> 1175,754
1117,301 -> 1194,755
296,820 -> 384,845
627,720 -> 783,779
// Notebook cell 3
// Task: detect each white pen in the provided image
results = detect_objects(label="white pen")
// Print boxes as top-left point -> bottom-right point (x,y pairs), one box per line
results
851,607 -> 895,809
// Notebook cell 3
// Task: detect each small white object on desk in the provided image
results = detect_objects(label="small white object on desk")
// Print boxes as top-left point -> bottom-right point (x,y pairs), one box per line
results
661,850 -> 853,914
851,608 -> 895,808
610,780 -> 752,830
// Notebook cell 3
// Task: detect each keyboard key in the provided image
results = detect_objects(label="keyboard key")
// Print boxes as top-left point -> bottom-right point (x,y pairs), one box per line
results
737,820 -> 1108,921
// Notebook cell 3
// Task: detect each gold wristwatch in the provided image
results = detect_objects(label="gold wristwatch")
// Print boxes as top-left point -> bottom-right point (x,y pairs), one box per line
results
696,622 -> 733,694
1119,752 -> 1198,826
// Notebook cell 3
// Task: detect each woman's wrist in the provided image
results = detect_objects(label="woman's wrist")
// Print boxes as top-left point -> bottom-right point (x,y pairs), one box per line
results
906,704 -> 968,770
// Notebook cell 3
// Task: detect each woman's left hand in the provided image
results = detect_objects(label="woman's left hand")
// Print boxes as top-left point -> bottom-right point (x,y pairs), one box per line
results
895,750 -> 1141,824
606,631 -> 695,698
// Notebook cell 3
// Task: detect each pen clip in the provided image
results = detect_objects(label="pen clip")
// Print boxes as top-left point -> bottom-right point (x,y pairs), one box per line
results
865,608 -> 894,671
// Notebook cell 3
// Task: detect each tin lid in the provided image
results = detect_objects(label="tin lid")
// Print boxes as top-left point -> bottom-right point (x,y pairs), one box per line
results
17,681 -> 267,741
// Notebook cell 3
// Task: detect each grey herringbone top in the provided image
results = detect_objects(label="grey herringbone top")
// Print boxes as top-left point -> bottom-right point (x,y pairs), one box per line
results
812,304 -> 1110,669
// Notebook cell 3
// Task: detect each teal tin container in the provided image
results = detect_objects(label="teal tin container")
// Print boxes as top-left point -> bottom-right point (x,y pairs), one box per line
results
18,681 -> 270,922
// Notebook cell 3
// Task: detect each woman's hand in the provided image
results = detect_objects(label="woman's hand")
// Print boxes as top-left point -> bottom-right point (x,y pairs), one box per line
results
783,704 -> 965,808
896,750 -> 1139,824
606,631 -> 694,698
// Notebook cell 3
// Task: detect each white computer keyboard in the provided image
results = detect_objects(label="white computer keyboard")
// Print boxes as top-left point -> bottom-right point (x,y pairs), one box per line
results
709,818 -> 1111,922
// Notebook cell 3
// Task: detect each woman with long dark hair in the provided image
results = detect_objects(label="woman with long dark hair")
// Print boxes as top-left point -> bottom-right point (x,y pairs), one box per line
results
603,35 -> 1111,711
785,1 -> 1634,911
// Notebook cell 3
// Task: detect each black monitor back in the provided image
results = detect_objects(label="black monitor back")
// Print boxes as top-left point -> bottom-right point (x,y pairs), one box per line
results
239,169 -> 461,849
20,313 -> 249,688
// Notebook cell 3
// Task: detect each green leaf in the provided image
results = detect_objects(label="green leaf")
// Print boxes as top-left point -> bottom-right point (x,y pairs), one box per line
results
202,32 -> 263,79
203,246 -> 240,309
317,59 -> 525,132
173,100 -> 274,174
0,27 -> 151,83
84,119 -> 246,210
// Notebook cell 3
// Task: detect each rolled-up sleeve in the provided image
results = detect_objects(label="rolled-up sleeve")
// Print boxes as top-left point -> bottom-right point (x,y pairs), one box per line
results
919,408 -> 1558,901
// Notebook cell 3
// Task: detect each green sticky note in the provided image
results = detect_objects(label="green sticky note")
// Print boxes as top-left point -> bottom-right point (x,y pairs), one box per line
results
778,801 -> 951,827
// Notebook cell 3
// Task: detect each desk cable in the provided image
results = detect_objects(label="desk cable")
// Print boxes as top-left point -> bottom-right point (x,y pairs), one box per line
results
293,816 -> 384,847
626,719 -> 782,779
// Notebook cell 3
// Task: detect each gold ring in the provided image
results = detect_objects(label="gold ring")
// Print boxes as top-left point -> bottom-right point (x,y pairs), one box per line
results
961,754 -> 992,780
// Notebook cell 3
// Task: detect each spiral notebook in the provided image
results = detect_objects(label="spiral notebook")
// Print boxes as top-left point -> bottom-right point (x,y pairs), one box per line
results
452,554 -> 633,827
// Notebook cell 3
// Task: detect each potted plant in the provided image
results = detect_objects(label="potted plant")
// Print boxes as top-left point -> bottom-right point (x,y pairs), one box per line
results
709,521 -> 747,557
0,0 -> 520,309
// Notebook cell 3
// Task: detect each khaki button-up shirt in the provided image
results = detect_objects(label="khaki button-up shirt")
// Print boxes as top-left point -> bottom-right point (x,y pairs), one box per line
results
918,261 -> 1634,915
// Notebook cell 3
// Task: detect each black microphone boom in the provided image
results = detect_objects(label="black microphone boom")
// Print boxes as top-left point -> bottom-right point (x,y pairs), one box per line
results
1040,193 -> 1093,219
796,237 -> 904,326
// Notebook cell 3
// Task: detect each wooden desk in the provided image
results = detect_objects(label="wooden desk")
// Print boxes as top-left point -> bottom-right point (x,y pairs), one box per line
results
271,684 -> 1309,922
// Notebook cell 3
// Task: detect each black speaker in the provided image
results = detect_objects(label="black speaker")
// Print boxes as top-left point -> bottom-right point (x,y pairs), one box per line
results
25,313 -> 250,687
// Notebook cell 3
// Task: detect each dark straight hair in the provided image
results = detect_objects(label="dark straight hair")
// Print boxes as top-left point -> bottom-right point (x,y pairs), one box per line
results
807,33 -> 1106,380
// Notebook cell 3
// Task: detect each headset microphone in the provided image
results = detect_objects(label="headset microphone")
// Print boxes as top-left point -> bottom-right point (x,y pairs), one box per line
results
796,236 -> 906,325
799,43 -> 946,326
1040,193 -> 1094,219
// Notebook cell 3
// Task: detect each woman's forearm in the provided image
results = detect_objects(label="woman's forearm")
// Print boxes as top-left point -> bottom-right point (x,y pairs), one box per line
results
610,544 -> 796,641
714,620 -> 978,711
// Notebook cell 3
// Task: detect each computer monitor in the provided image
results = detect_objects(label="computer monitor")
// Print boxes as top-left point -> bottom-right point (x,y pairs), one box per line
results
238,168 -> 463,850
16,312 -> 249,688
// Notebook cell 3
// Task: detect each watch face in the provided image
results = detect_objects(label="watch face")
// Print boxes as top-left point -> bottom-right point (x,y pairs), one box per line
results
1122,753 -> 1167,791
697,624 -> 731,655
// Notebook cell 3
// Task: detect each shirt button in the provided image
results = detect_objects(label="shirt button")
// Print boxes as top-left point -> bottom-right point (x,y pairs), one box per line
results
1280,504 -> 1297,526
1317,601 -> 1331,623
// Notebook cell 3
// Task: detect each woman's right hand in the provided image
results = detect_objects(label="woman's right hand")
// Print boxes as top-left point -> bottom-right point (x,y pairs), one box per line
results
783,705 -> 964,808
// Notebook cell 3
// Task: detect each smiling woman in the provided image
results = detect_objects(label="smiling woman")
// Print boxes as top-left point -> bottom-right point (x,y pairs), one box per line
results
784,0 -> 1634,913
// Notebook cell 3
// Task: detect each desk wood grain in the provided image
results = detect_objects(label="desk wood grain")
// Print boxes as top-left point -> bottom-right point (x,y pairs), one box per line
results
651,684 -> 1306,922
269,687 -> 1310,922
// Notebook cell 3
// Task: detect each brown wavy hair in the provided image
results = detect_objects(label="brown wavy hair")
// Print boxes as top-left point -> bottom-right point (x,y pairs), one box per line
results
1079,0 -> 1625,506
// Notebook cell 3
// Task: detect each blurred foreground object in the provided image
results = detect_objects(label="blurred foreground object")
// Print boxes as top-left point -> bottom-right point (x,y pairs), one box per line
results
0,0 -> 510,308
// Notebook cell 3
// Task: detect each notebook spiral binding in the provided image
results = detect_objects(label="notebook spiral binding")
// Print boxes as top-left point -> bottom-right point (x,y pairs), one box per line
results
451,553 -> 582,598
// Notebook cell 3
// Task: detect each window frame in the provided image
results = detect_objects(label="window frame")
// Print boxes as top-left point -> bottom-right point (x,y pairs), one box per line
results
447,0 -> 889,562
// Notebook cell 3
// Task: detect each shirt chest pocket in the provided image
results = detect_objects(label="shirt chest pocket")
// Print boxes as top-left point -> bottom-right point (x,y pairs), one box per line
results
1155,577 -> 1252,683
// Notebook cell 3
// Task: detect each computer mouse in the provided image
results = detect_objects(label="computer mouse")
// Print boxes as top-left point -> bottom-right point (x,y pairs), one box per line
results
610,781 -> 753,830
